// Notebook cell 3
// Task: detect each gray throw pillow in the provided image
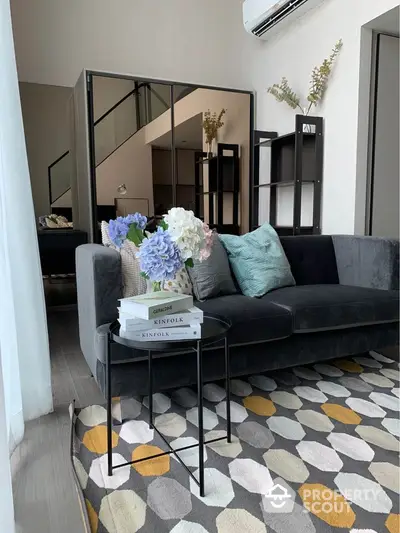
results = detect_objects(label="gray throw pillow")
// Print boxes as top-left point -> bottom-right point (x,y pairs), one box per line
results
188,233 -> 237,300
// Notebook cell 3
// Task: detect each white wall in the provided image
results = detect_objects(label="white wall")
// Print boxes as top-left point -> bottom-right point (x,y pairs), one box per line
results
250,0 -> 400,234
371,34 -> 399,238
19,82 -> 72,217
11,0 -> 253,90
95,127 -> 154,214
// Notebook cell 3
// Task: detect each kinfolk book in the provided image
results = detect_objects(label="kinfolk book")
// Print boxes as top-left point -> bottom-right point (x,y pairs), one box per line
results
119,291 -> 193,320
118,306 -> 203,331
120,324 -> 201,341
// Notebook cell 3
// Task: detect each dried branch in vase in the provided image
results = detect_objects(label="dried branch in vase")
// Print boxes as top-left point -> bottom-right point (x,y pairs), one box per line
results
202,108 -> 226,145
267,39 -> 343,116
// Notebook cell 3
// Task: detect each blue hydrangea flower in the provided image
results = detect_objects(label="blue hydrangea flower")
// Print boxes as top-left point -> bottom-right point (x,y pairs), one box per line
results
124,212 -> 147,230
136,227 -> 183,281
108,216 -> 129,248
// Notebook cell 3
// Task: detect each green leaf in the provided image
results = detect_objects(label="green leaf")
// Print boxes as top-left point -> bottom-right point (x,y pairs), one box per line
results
140,271 -> 149,279
127,224 -> 144,247
267,77 -> 301,111
306,39 -> 343,108
185,258 -> 194,268
159,219 -> 168,231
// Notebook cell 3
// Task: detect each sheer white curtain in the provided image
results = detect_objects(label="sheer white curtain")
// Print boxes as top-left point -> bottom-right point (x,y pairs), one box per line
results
0,348 -> 17,533
0,0 -> 53,529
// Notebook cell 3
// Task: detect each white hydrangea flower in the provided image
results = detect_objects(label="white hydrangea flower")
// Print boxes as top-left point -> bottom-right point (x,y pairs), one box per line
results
164,207 -> 206,261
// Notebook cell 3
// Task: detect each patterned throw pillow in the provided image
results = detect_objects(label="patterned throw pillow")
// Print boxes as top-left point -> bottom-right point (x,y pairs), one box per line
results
101,221 -> 146,298
163,268 -> 193,295
120,240 -> 147,298
100,220 -> 114,247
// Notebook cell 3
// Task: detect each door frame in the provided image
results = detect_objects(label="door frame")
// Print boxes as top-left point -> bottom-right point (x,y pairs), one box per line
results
365,31 -> 399,235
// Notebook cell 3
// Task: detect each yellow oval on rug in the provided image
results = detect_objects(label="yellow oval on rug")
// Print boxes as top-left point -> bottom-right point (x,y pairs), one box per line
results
243,396 -> 276,416
82,426 -> 119,454
299,483 -> 355,528
132,445 -> 170,476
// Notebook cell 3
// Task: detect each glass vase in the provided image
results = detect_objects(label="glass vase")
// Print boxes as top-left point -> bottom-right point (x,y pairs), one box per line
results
206,139 -> 215,158
146,280 -> 162,293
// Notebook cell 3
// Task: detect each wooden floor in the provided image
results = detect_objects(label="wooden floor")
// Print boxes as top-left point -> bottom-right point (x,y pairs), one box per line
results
11,307 -> 104,533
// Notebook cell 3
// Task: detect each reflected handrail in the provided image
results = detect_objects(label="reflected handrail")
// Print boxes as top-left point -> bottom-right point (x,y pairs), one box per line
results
93,82 -> 171,166
48,82 -> 174,207
48,150 -> 71,205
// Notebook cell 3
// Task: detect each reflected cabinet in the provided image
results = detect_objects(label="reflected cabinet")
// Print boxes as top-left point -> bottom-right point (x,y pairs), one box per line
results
195,143 -> 240,235
64,70 -> 252,242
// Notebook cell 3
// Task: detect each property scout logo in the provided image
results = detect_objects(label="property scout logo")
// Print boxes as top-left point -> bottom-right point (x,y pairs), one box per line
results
264,483 -> 381,514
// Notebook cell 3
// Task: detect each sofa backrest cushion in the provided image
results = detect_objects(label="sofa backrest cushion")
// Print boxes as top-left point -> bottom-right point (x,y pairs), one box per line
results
279,236 -> 339,285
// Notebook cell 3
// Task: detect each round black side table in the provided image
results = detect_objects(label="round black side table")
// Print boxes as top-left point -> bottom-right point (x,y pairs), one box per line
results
106,313 -> 232,497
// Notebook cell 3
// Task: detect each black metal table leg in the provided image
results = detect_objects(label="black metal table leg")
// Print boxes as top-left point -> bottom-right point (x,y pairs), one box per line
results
225,335 -> 231,443
197,340 -> 205,497
107,315 -> 231,497
148,350 -> 153,429
106,332 -> 113,476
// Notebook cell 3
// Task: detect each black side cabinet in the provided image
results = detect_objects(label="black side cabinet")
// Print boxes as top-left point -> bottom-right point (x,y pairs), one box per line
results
252,115 -> 323,236
38,229 -> 88,276
195,143 -> 240,235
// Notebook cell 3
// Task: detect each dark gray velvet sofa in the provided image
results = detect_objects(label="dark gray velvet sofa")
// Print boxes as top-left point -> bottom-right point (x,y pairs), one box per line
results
76,235 -> 399,397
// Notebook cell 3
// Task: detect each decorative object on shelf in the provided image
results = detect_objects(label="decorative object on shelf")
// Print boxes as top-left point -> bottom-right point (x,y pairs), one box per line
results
202,108 -> 226,157
267,39 -> 342,130
38,214 -> 73,229
117,183 -> 127,195
108,208 -> 213,293
252,115 -> 324,236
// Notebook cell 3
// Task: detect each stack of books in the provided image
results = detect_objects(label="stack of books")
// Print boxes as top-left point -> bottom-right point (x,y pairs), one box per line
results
118,291 -> 203,341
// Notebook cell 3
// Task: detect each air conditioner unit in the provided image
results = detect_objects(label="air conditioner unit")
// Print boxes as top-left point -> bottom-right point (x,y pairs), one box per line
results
243,0 -> 324,40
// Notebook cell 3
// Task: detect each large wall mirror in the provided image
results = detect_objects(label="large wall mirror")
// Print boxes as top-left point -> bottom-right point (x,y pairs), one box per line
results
83,72 -> 253,242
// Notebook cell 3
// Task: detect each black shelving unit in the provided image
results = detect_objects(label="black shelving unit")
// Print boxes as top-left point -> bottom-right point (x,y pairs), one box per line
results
194,151 -> 205,220
195,143 -> 240,235
251,115 -> 324,236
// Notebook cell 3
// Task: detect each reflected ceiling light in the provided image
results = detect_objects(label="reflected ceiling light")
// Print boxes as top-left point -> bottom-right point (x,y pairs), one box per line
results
117,184 -> 127,195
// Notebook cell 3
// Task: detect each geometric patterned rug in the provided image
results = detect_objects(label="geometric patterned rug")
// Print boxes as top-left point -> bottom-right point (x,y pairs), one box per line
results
71,351 -> 400,533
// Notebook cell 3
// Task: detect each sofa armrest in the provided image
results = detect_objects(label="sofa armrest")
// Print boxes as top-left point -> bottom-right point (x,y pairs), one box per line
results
76,244 -> 122,375
333,235 -> 399,290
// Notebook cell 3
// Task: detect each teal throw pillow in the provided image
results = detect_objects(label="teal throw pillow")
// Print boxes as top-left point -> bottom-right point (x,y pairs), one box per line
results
219,224 -> 295,297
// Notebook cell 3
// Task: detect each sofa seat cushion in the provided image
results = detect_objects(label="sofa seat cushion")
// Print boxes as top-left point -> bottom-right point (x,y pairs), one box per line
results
263,284 -> 399,333
196,294 -> 293,345
93,295 -> 293,365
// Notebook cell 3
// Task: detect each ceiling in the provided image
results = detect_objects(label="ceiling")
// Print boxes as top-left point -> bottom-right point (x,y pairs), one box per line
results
151,113 -> 203,150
